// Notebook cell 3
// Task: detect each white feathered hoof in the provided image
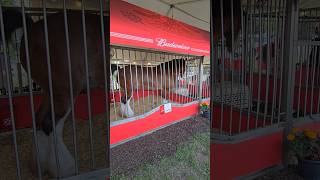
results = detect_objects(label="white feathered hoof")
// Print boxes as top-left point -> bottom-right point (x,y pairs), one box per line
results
47,111 -> 75,178
47,135 -> 76,178
120,101 -> 134,118
29,130 -> 49,176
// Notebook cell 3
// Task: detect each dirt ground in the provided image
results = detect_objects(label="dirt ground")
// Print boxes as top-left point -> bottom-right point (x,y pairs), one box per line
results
0,114 -> 108,180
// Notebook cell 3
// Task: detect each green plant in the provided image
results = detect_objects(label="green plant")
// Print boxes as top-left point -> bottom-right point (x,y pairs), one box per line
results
287,128 -> 320,161
199,102 -> 209,113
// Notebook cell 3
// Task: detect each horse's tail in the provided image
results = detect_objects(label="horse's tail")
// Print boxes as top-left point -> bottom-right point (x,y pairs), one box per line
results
1,8 -> 33,43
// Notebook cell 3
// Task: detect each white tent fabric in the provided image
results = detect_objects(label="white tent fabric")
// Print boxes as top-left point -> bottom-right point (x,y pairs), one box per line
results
125,0 -> 320,32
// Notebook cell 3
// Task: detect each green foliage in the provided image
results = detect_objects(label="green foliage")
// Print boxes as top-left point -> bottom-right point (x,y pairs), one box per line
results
287,129 -> 320,161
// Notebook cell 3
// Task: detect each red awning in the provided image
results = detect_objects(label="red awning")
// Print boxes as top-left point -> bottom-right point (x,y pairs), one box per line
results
110,0 -> 210,56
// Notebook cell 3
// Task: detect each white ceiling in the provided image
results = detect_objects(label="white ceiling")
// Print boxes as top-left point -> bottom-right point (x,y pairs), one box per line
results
125,0 -> 320,32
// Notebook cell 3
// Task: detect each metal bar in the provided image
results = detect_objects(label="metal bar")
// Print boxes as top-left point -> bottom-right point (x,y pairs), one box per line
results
20,0 -> 42,178
219,0 -> 225,134
155,53 -> 159,106
255,1 -> 263,128
277,0 -> 287,122
141,51 -> 145,114
0,5 -> 22,180
229,0 -> 235,135
303,46 -> 310,116
134,51 -> 140,115
247,0 -> 254,131
152,53 -> 155,108
122,50 -> 128,117
168,54 -> 171,101
271,0 -> 281,124
80,0 -> 95,168
281,0 -> 299,167
63,0 -> 79,173
310,43 -> 317,116
129,51 -> 134,114
145,53 -> 149,108
198,56 -> 204,103
41,0 -> 60,175
263,0 -> 272,126
115,51 -> 123,119
110,63 -> 117,121
14,31 -> 22,94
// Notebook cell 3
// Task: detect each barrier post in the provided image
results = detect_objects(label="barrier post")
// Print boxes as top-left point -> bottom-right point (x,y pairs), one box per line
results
198,56 -> 204,103
281,0 -> 299,167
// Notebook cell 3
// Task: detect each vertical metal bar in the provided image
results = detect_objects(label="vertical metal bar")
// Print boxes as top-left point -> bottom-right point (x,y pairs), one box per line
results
219,0 -> 225,133
255,0 -> 263,128
122,50 -> 128,117
171,54 -> 174,101
310,43 -> 317,116
134,51 -> 140,115
152,53 -> 155,107
174,55 -> 177,102
0,5 -> 22,180
167,54 -> 171,102
263,0 -> 272,126
20,1 -> 42,178
145,52 -> 150,107
282,0 -> 298,167
129,50 -> 134,114
303,45 -> 310,116
110,63 -> 117,121
63,0 -> 79,173
98,0 -> 109,167
80,0 -> 95,168
155,53 -> 159,106
14,31 -> 22,94
115,51 -> 123,119
247,0 -> 254,131
229,0 -> 235,135
277,0 -> 287,122
140,51 -> 145,114
164,53 -> 167,101
177,56 -> 181,103
185,56 -> 188,103
159,53 -> 163,104
198,56 -> 204,103
271,0 -> 281,123
41,0 -> 61,175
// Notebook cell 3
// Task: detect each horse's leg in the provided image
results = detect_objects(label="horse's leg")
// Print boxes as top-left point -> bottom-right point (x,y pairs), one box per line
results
45,91 -> 77,178
120,89 -> 134,117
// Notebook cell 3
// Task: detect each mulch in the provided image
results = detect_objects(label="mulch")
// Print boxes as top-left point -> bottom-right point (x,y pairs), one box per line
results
110,115 -> 210,177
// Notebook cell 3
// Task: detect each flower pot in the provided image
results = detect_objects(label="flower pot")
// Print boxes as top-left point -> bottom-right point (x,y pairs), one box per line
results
201,111 -> 210,118
298,159 -> 320,179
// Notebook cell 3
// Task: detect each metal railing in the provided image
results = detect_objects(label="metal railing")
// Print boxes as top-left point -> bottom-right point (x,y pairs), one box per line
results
0,1 -> 109,179
110,45 -> 208,123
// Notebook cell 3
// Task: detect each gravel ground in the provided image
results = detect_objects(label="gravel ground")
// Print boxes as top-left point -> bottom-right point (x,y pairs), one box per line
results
110,116 -> 210,177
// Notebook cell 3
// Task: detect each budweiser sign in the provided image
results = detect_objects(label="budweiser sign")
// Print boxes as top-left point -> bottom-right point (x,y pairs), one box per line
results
155,38 -> 190,50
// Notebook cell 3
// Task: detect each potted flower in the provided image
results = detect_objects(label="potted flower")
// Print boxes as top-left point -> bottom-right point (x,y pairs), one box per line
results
287,128 -> 320,179
199,102 -> 210,118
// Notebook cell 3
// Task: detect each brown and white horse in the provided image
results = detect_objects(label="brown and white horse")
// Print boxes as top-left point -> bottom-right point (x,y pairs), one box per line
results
111,58 -> 187,117
2,9 -> 108,178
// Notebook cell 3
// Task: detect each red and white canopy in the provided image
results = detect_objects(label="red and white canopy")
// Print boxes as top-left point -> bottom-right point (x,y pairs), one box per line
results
110,0 -> 210,56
